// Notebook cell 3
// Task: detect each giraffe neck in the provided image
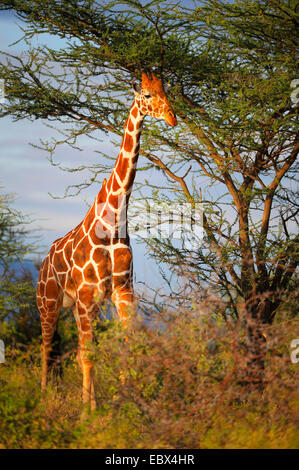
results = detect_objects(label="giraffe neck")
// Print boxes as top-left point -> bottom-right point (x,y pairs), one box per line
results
94,101 -> 145,239
109,100 -> 144,197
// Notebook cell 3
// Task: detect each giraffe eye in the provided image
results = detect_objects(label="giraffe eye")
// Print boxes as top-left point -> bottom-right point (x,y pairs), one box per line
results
144,93 -> 151,99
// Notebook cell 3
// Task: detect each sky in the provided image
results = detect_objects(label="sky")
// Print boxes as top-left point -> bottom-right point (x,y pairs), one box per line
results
2,3 -> 294,308
0,9 -> 166,297
0,4 -> 249,305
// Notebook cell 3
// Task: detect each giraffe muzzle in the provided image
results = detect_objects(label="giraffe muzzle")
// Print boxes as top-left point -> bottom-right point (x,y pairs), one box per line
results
165,109 -> 177,127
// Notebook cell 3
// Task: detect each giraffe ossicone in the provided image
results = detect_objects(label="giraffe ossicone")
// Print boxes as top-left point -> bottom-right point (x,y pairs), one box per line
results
36,71 -> 177,410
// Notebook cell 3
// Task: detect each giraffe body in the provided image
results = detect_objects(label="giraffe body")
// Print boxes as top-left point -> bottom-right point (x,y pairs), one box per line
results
36,72 -> 177,409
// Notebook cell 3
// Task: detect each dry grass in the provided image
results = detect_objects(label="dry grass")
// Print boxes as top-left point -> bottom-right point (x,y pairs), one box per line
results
0,300 -> 298,449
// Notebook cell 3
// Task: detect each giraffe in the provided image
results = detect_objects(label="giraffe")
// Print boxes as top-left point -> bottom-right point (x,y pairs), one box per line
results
36,72 -> 177,409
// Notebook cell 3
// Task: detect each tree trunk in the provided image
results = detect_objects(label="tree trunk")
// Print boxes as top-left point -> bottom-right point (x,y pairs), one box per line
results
241,297 -> 270,390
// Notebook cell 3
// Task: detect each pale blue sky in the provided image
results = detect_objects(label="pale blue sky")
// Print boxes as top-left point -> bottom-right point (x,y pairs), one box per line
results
0,10 -> 165,296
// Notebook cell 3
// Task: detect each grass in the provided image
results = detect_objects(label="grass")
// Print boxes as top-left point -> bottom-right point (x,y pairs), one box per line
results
0,309 -> 298,449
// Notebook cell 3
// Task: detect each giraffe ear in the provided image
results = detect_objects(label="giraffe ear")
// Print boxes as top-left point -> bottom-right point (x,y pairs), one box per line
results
132,82 -> 142,95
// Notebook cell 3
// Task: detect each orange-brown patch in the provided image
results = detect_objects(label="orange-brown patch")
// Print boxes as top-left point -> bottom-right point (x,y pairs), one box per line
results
53,252 -> 67,272
73,225 -> 85,249
131,106 -> 138,118
66,276 -> 76,291
112,174 -> 120,192
127,118 -> 134,132
93,247 -> 108,264
46,299 -> 57,310
55,236 -> 67,251
113,273 -> 130,289
93,247 -> 111,278
78,285 -> 94,305
45,279 -> 58,299
84,262 -> 97,283
113,247 -> 132,273
100,277 -> 112,297
80,314 -> 91,332
73,235 -> 92,268
72,266 -> 83,285
109,193 -> 120,209
124,133 -> 133,153
64,241 -> 72,262
116,156 -> 129,179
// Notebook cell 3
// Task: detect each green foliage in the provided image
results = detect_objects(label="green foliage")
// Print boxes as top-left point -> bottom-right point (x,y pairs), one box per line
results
0,191 -> 34,270
0,189 -> 41,345
1,0 -> 297,323
0,344 -> 80,449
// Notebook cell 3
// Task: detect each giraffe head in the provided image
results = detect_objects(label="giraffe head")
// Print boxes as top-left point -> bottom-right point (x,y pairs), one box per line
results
132,72 -> 177,127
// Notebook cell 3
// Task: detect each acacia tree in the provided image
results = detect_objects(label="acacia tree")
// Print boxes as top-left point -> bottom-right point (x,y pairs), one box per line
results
0,0 -> 298,380
0,190 -> 40,344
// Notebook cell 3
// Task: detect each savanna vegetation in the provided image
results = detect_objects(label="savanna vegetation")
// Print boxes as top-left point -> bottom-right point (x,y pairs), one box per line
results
1,283 -> 299,449
0,0 -> 298,449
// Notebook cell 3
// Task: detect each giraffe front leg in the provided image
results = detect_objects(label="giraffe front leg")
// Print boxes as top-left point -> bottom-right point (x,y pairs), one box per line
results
73,305 -> 97,412
111,287 -> 137,328
111,288 -> 137,392
41,325 -> 61,391
41,338 -> 51,392
78,334 -> 96,413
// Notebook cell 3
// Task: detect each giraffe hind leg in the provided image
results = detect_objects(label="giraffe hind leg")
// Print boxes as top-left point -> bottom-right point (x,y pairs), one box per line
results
37,276 -> 63,391
40,303 -> 63,391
